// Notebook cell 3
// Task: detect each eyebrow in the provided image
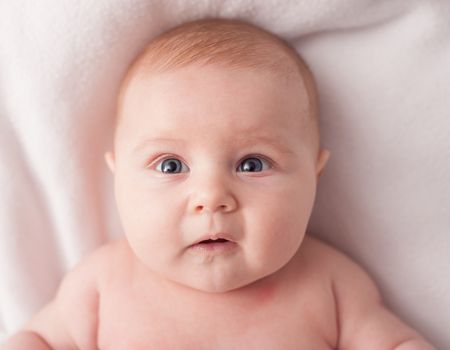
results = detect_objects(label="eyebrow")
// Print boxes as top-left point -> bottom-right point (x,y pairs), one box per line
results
132,135 -> 294,155
233,134 -> 295,155
132,138 -> 186,153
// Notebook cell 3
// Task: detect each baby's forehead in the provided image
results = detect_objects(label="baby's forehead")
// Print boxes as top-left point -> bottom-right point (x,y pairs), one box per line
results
121,52 -> 314,122
131,62 -> 305,95
118,64 -> 319,155
123,62 -> 310,129
115,19 -> 319,148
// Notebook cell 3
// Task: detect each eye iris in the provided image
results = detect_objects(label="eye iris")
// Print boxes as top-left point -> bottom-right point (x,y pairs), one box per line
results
161,159 -> 182,173
241,158 -> 263,172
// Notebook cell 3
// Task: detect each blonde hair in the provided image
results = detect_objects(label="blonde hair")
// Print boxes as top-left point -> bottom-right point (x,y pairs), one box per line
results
117,18 -> 319,148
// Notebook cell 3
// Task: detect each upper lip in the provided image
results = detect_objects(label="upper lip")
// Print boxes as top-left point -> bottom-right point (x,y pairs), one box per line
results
191,232 -> 236,246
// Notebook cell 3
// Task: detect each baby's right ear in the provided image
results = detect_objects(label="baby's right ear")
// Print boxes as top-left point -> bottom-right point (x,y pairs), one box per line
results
104,152 -> 115,173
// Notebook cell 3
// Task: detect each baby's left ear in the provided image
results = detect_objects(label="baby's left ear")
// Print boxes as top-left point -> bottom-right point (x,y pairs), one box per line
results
316,149 -> 330,179
104,151 -> 115,173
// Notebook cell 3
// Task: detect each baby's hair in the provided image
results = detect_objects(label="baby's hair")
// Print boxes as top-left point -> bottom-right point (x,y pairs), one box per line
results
117,18 -> 320,150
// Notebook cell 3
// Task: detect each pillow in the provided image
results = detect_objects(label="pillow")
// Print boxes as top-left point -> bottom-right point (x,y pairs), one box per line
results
1,0 -> 448,347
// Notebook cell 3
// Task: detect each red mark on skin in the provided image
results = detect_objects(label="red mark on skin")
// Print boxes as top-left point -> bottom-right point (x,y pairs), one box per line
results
256,281 -> 277,304
244,278 -> 278,310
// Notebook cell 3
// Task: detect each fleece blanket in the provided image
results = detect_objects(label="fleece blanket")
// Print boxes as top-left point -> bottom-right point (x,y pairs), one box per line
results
1,0 -> 449,347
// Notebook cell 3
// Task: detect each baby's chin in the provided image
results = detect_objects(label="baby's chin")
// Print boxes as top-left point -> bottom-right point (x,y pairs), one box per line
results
165,267 -> 281,295
168,275 -> 254,294
192,280 -> 252,294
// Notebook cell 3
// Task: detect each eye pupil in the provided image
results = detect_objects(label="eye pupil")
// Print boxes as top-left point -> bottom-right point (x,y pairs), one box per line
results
161,159 -> 182,173
240,158 -> 263,172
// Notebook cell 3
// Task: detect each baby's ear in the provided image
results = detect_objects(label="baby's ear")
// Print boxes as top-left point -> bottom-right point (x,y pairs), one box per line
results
104,152 -> 115,173
316,149 -> 330,179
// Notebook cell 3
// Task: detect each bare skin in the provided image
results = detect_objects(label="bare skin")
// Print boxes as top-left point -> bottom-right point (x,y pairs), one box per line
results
2,65 -> 435,350
3,235 -> 433,350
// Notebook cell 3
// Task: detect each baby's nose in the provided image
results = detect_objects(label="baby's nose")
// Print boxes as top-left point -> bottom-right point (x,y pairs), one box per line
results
193,199 -> 236,214
188,178 -> 238,214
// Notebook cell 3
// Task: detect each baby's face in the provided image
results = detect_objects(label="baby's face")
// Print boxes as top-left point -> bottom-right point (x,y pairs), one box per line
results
108,64 -> 328,293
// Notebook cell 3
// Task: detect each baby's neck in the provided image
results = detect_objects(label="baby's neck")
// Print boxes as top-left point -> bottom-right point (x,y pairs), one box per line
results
130,252 -> 301,313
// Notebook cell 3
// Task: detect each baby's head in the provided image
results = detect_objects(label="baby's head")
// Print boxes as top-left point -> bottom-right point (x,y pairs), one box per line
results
106,18 -> 330,293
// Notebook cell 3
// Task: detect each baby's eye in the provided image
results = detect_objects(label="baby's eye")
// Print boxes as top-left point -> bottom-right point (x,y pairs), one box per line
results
237,157 -> 271,173
155,158 -> 189,174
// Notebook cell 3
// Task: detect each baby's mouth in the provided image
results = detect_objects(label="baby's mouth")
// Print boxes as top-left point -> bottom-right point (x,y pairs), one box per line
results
191,232 -> 236,246
189,235 -> 237,255
198,238 -> 229,244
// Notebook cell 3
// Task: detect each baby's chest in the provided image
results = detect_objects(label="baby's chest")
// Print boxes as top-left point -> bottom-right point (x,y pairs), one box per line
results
97,285 -> 337,350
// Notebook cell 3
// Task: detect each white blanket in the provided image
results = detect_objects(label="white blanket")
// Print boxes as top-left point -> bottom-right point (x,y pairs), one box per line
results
1,0 -> 449,347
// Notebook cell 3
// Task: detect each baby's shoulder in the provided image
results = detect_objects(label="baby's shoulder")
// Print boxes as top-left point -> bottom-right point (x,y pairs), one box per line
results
57,238 -> 132,292
300,235 -> 376,287
84,238 -> 135,285
282,235 -> 343,291
77,238 -> 127,269
299,234 -> 347,272
301,235 -> 381,302
92,237 -> 131,266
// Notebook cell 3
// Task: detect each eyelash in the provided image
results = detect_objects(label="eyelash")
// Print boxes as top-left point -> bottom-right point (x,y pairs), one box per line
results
147,154 -> 273,174
147,154 -> 187,172
236,155 -> 272,172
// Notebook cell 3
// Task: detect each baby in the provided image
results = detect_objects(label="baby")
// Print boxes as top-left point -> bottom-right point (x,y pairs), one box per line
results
3,19 -> 435,350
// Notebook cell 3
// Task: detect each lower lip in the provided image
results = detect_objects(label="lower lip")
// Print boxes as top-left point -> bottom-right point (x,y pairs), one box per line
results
189,241 -> 237,255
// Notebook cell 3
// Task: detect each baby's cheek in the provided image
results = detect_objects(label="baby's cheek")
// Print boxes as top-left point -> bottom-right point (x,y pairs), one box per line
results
119,188 -> 167,234
258,197 -> 307,253
245,217 -> 297,269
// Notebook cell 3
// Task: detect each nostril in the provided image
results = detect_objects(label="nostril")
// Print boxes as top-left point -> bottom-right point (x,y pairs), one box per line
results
193,201 -> 234,214
195,205 -> 227,214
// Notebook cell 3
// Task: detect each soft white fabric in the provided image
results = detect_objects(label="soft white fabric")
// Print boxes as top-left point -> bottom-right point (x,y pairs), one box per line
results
1,0 -> 449,347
